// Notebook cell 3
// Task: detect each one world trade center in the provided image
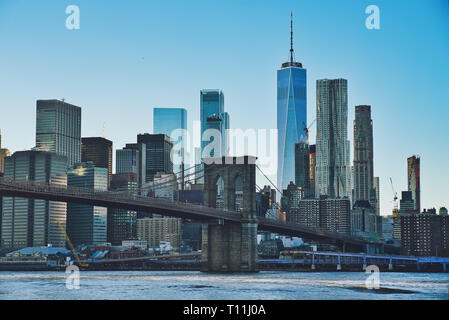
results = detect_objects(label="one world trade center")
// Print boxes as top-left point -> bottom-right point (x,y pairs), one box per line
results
277,13 -> 307,192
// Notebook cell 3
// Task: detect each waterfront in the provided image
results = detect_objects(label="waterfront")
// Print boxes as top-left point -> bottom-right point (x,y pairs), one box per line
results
0,271 -> 447,300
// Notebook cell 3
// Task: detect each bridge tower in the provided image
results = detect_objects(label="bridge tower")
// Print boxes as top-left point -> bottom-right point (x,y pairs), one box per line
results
201,156 -> 258,273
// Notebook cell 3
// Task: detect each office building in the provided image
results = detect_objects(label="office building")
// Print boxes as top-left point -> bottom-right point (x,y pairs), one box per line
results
407,155 -> 421,213
308,144 -> 316,198
153,108 -> 188,179
137,134 -> 173,185
1,151 -> 67,248
440,207 -> 448,216
277,14 -> 307,191
315,79 -> 351,199
401,210 -> 449,256
381,215 -> 394,241
200,90 -> 229,158
116,143 -> 139,174
137,217 -> 182,250
81,137 -> 113,186
400,191 -> 415,213
142,172 -> 178,201
295,142 -> 311,197
373,177 -> 380,216
107,173 -> 138,245
35,99 -> 81,167
352,105 -> 375,207
351,200 -> 381,238
0,131 -> 10,174
67,162 -> 108,246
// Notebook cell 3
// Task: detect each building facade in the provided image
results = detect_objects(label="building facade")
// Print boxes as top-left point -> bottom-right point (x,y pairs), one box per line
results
81,137 -> 113,187
1,151 -> 67,248
407,155 -> 421,213
276,17 -> 307,192
153,108 -> 188,179
137,134 -> 173,185
0,131 -> 10,174
401,211 -> 449,256
352,105 -> 375,207
35,99 -> 81,167
315,79 -> 351,199
295,142 -> 311,198
116,143 -> 139,174
308,144 -> 316,198
200,90 -> 229,158
289,196 -> 351,234
107,173 -> 138,245
67,162 -> 108,246
137,217 -> 182,250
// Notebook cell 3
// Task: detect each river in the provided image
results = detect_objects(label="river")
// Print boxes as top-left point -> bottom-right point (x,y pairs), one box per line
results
0,271 -> 447,300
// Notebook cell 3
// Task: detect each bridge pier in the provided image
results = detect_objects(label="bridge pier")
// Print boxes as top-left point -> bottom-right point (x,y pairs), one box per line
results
201,156 -> 259,273
201,219 -> 258,273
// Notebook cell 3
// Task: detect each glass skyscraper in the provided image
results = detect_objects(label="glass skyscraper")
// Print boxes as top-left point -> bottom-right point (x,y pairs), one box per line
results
67,162 -> 108,246
1,151 -> 68,248
81,137 -> 113,187
315,78 -> 351,199
137,134 -> 173,185
35,99 -> 81,168
277,16 -> 307,192
200,90 -> 229,158
116,143 -> 139,174
153,108 -> 188,176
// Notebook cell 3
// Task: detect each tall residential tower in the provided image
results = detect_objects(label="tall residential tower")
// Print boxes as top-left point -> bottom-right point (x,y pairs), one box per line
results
315,79 -> 351,199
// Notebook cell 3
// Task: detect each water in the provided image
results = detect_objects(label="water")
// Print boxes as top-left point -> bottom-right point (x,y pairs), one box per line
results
0,271 -> 447,300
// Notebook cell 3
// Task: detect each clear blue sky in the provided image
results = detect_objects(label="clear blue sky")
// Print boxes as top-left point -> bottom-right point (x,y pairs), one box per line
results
0,0 -> 448,215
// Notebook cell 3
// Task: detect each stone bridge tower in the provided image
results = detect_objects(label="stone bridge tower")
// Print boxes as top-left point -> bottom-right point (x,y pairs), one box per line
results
201,156 -> 258,273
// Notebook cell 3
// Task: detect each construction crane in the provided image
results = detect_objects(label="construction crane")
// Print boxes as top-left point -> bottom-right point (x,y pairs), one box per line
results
57,220 -> 88,268
389,177 -> 399,210
302,118 -> 316,144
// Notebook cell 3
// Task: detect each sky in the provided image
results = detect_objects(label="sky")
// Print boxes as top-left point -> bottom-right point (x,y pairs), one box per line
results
0,0 -> 448,216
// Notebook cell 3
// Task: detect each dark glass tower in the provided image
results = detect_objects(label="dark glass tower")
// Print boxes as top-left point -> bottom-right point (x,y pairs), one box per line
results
81,137 -> 113,187
353,105 -> 374,206
137,134 -> 173,185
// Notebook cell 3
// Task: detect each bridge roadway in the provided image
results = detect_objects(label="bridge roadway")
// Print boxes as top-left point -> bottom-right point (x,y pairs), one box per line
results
0,178 -> 398,252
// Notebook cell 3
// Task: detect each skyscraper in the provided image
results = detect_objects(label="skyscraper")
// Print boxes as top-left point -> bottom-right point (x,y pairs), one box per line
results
0,130 -> 10,174
116,143 -> 139,174
295,142 -> 310,197
108,173 -> 138,245
277,14 -> 307,191
137,134 -> 173,185
67,162 -> 108,246
407,155 -> 421,213
308,144 -> 316,198
315,79 -> 351,199
1,151 -> 67,248
352,105 -> 375,206
81,137 -> 113,187
35,99 -> 81,167
153,108 -> 188,176
200,90 -> 229,158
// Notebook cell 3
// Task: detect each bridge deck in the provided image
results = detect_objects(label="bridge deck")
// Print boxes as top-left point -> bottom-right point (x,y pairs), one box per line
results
0,178 -> 398,251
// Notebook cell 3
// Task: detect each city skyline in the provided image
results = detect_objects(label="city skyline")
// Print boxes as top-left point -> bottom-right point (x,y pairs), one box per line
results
0,0 -> 448,214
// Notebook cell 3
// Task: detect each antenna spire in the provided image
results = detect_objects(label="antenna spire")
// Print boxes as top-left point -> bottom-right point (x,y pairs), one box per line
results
290,11 -> 294,63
